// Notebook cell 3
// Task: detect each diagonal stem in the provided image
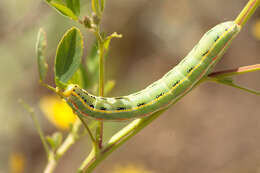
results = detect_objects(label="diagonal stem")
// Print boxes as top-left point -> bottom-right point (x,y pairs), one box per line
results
235,0 -> 260,27
208,64 -> 260,78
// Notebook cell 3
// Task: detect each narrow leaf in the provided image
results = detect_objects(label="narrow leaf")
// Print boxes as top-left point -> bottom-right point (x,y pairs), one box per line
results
46,0 -> 78,20
36,28 -> 48,82
216,77 -> 260,95
46,132 -> 63,150
104,32 -> 122,50
65,0 -> 80,16
55,27 -> 83,89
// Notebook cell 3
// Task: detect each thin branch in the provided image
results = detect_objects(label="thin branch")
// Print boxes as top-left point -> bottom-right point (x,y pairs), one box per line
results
97,41 -> 105,149
19,99 -> 50,157
235,0 -> 260,27
207,64 -> 260,95
208,64 -> 260,78
77,116 -> 99,153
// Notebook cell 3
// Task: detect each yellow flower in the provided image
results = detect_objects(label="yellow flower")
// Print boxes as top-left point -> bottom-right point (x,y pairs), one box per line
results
8,152 -> 26,173
252,18 -> 260,40
109,164 -> 154,173
39,96 -> 77,130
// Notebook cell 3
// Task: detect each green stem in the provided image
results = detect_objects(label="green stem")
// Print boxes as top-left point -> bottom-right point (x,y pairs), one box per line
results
56,119 -> 81,159
43,153 -> 56,173
78,116 -> 99,153
19,100 -> 50,157
98,43 -> 105,97
97,33 -> 105,149
235,0 -> 260,27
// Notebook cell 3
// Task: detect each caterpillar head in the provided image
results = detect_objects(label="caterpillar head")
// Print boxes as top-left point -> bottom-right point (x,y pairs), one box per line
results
63,84 -> 79,97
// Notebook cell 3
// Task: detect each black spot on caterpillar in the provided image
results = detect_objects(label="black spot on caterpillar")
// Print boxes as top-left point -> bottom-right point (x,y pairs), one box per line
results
156,93 -> 164,99
202,50 -> 209,56
172,80 -> 180,87
115,97 -> 125,99
90,95 -> 95,99
89,104 -> 94,108
215,36 -> 220,42
117,107 -> 126,110
137,103 -> 146,107
187,67 -> 194,73
100,107 -> 107,110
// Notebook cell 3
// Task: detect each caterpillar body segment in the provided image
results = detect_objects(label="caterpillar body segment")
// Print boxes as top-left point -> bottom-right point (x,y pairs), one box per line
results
63,21 -> 241,120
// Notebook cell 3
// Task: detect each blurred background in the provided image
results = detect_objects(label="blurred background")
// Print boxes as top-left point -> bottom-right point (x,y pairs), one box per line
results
1,0 -> 260,172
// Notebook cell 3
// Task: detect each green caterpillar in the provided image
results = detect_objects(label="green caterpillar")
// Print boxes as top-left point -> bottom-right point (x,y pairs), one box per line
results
63,21 -> 241,120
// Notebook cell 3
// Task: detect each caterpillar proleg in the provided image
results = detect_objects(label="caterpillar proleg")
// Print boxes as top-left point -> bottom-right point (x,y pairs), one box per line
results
63,21 -> 241,120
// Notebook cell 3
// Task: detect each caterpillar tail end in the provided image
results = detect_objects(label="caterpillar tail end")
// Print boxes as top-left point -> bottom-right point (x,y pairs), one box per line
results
63,84 -> 78,97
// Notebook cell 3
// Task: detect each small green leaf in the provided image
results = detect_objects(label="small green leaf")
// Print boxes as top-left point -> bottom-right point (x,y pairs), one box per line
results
104,32 -> 122,50
65,0 -> 80,16
55,27 -> 83,89
45,0 -> 78,20
46,132 -> 63,150
36,28 -> 48,82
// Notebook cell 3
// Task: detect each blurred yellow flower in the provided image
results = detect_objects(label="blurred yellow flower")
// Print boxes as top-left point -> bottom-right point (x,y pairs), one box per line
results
252,18 -> 260,40
39,96 -> 77,130
8,152 -> 26,173
109,164 -> 154,173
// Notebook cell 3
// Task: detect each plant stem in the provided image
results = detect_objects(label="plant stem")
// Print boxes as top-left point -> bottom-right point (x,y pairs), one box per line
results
98,43 -> 105,97
19,100 -> 50,157
208,64 -> 260,78
44,153 -> 56,173
78,116 -> 99,153
42,119 -> 81,173
97,35 -> 105,149
235,0 -> 260,27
